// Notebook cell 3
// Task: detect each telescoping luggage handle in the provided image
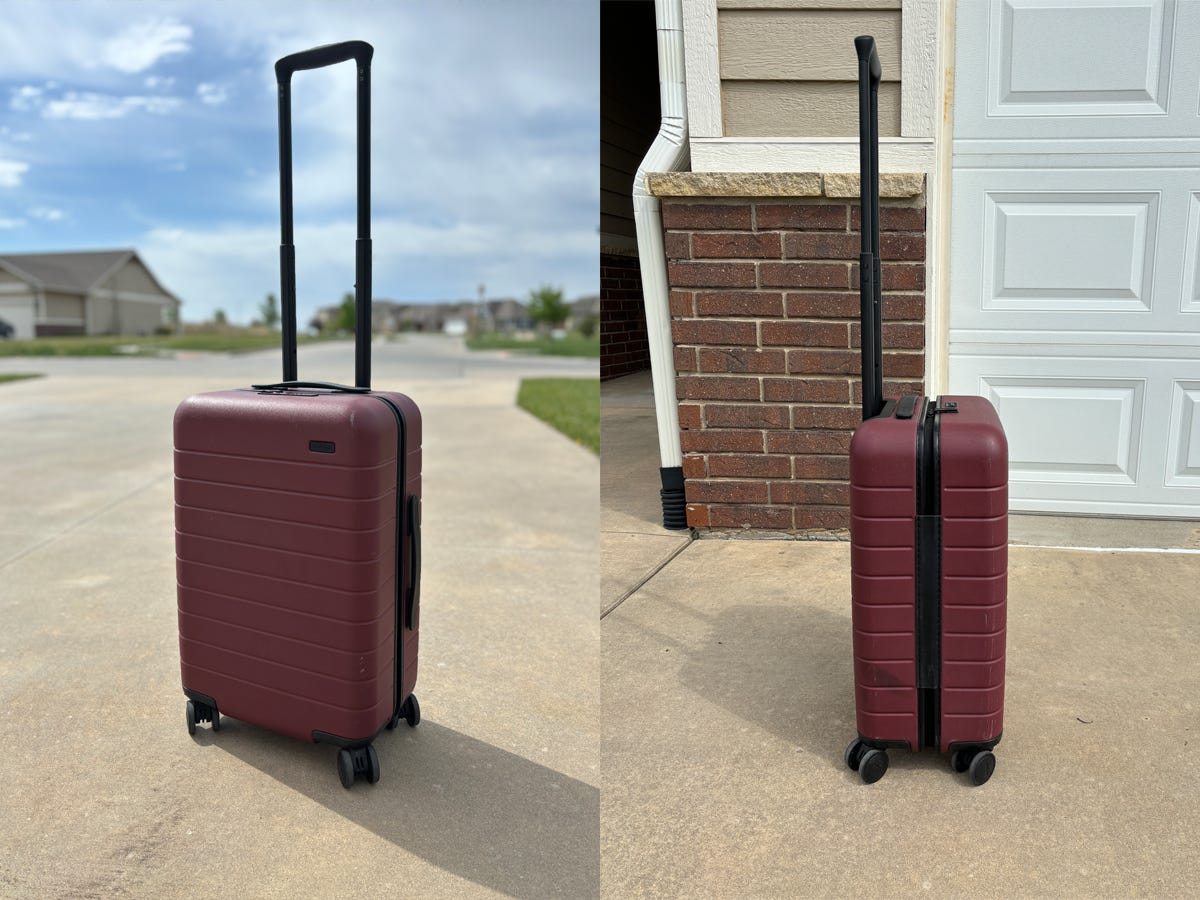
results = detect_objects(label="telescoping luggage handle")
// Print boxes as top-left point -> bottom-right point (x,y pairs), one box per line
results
258,40 -> 374,393
855,35 -> 884,422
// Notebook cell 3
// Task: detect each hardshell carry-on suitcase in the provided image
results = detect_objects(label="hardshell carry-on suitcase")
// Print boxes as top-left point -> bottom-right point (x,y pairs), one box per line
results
175,41 -> 422,789
843,36 -> 1008,787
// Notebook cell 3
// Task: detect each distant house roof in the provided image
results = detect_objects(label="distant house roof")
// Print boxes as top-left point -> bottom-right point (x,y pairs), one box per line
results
0,249 -> 180,303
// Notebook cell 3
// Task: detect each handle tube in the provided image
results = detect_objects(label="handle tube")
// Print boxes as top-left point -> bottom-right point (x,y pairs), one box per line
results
276,41 -> 373,388
855,35 -> 884,421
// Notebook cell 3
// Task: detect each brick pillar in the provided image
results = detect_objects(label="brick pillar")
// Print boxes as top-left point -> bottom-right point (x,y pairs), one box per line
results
600,252 -> 651,381
663,197 -> 927,532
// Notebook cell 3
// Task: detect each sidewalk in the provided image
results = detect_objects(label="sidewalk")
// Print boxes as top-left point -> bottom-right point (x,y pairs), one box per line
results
1,336 -> 599,898
600,370 -> 691,616
600,371 -> 1200,897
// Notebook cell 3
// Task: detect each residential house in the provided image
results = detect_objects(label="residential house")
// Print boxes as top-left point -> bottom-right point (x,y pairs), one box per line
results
0,249 -> 181,339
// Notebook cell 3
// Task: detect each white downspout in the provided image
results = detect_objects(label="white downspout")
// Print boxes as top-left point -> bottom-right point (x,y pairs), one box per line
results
633,0 -> 689,530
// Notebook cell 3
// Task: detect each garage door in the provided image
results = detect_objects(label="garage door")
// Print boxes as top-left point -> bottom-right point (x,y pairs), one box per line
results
0,296 -> 35,340
950,0 -> 1200,517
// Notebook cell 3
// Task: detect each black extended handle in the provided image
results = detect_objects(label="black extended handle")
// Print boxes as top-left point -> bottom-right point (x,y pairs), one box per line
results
276,41 -> 373,389
251,380 -> 370,393
275,41 -> 373,80
406,495 -> 421,630
855,35 -> 884,421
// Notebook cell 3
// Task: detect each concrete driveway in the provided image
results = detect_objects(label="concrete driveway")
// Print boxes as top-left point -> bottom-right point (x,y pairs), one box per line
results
0,335 -> 599,898
599,372 -> 1200,897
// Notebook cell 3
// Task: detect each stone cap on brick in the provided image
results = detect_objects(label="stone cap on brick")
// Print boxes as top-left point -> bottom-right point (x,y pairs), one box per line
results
647,172 -> 924,200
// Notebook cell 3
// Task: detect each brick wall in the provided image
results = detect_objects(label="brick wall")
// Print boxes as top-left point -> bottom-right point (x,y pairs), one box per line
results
600,252 -> 650,381
663,198 -> 926,532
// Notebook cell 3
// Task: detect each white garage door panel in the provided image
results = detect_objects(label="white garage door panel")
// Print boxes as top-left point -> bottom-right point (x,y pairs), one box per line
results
949,355 -> 1200,515
997,0 -> 1173,115
1166,382 -> 1200,486
953,2 -> 1200,516
981,377 -> 1144,483
949,168 -> 1200,332
957,0 -> 1200,138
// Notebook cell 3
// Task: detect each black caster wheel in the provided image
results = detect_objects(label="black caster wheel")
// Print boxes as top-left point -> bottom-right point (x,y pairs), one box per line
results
859,748 -> 889,784
366,745 -> 381,785
337,749 -> 356,789
844,738 -> 866,772
211,708 -> 220,732
950,749 -> 972,773
401,694 -> 420,728
967,750 -> 996,786
186,700 -> 197,736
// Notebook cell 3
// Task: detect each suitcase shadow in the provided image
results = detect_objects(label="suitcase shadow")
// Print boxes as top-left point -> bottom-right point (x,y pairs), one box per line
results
193,718 -> 598,897
666,601 -> 867,774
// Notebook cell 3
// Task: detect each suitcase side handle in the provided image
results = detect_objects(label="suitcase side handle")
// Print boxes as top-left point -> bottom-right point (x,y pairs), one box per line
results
406,494 -> 421,630
276,41 -> 373,389
855,35 -> 884,421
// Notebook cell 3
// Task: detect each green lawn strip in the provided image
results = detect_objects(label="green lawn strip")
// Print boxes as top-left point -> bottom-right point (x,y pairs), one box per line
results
466,333 -> 600,358
0,373 -> 43,384
0,333 -> 332,357
517,377 -> 599,454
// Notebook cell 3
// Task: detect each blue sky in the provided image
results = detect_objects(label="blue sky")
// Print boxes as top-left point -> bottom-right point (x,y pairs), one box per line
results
0,1 -> 598,325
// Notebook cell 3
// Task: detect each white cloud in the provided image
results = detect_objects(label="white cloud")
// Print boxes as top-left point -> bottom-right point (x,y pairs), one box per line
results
28,206 -> 65,221
139,217 -> 596,325
196,83 -> 229,106
43,92 -> 181,121
0,159 -> 30,188
10,85 -> 44,111
0,217 -> 26,229
101,18 -> 192,74
144,75 -> 176,90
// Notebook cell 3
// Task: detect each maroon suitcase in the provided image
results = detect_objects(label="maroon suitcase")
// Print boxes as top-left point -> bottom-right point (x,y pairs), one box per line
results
175,42 -> 422,789
844,37 -> 1007,787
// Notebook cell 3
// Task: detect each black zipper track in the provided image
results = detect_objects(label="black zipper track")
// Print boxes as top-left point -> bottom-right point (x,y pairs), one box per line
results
914,396 -> 941,752
372,395 -> 408,725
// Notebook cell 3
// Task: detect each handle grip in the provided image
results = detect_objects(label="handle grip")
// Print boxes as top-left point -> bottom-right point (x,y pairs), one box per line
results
854,35 -> 881,85
275,41 -> 373,82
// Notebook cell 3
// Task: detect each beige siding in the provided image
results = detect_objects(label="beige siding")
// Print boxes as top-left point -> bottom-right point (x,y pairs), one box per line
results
717,4 -> 903,138
724,81 -> 902,137
0,270 -> 25,285
44,291 -> 85,321
87,293 -> 116,335
98,257 -> 165,297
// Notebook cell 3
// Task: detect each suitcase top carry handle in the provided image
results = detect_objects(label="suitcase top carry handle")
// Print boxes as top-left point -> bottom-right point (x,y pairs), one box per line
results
856,35 -> 884,421
276,41 -> 373,389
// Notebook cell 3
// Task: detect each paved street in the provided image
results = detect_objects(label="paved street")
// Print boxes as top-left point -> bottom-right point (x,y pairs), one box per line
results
0,335 -> 599,898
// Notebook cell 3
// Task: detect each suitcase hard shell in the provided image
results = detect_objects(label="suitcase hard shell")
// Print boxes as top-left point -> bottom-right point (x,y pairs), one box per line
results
175,41 -> 422,789
845,37 -> 1007,787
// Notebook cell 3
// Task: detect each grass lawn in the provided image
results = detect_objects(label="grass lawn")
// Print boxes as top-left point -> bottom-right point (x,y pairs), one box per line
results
466,332 -> 600,358
0,333 -> 329,357
0,373 -> 42,384
517,378 -> 599,454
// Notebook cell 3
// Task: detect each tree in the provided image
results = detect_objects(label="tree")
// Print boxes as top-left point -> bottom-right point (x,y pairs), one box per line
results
259,293 -> 280,329
527,285 -> 568,329
577,313 -> 598,338
213,308 -> 228,326
334,292 -> 356,332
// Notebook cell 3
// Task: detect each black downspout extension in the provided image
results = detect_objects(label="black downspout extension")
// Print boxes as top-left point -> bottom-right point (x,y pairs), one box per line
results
660,465 -> 687,530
